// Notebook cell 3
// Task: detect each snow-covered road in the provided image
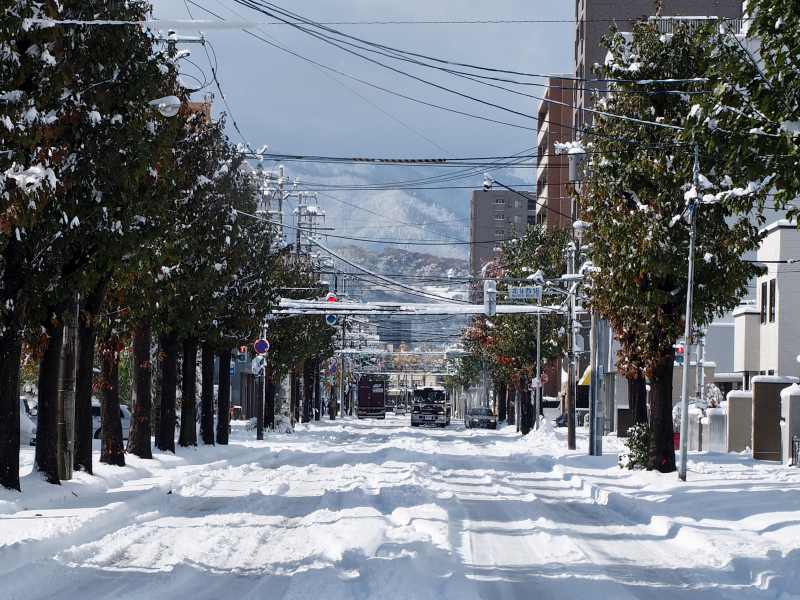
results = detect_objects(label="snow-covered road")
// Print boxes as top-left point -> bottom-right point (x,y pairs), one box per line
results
3,416 -> 800,599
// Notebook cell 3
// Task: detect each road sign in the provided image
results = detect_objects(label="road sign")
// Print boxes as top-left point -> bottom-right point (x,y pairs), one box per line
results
326,314 -> 338,326
325,292 -> 338,303
254,338 -> 270,354
509,286 -> 542,302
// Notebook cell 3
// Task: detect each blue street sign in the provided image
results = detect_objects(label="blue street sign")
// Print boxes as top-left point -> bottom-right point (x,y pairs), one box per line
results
326,314 -> 338,326
254,339 -> 270,354
509,286 -> 543,302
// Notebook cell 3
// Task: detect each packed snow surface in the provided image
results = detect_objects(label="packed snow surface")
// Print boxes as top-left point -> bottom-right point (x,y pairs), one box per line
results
2,417 -> 800,599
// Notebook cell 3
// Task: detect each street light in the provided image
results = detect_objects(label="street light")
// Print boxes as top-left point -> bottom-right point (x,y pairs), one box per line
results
148,95 -> 182,118
573,220 -> 590,244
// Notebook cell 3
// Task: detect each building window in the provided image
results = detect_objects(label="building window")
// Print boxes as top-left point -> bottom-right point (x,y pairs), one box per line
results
513,198 -> 520,210
494,213 -> 505,221
528,199 -> 536,211
760,281 -> 767,324
495,229 -> 505,238
527,215 -> 536,225
494,197 -> 505,206
769,279 -> 776,322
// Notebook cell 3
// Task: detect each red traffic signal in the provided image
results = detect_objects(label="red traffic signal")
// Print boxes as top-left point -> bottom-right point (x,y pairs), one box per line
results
325,292 -> 338,303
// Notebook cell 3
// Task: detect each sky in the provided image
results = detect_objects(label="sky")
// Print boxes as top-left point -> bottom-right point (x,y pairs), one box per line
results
151,1 -> 575,258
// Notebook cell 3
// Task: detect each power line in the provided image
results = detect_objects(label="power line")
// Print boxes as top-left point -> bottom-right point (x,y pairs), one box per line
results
183,1 -> 254,150
185,0 -> 537,132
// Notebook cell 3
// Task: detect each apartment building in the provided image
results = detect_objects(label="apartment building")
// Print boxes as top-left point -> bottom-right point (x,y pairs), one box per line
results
535,76 -> 575,231
469,190 -> 537,279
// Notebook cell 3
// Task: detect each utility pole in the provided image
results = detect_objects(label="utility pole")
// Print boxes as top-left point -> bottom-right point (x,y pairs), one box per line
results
588,311 -> 600,456
678,145 -> 701,482
338,318 -> 346,417
535,293 -> 542,429
695,331 -> 705,403
57,296 -> 78,481
566,243 -> 577,450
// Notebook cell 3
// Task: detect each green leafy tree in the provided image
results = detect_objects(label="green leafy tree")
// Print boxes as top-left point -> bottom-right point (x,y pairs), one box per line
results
685,0 -> 800,217
583,22 -> 765,472
0,1 -> 74,490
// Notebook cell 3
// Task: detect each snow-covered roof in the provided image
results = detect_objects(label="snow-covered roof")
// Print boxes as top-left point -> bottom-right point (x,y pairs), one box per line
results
751,375 -> 800,385
733,305 -> 761,317
759,219 -> 798,236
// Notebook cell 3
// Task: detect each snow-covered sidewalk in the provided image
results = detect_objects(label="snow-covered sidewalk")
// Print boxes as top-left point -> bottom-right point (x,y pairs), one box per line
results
2,417 -> 800,599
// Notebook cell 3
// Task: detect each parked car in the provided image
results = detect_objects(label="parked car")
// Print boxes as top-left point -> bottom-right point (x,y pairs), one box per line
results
91,400 -> 131,440
394,403 -> 407,416
20,398 -> 36,446
465,407 -> 498,430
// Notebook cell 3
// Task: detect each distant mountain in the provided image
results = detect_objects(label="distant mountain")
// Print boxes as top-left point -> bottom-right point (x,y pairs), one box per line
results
336,245 -> 469,279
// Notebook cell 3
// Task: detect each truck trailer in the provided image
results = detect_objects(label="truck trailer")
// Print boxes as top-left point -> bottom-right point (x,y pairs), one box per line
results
357,376 -> 387,419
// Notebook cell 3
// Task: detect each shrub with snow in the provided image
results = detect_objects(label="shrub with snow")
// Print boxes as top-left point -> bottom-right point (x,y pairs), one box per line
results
619,423 -> 650,470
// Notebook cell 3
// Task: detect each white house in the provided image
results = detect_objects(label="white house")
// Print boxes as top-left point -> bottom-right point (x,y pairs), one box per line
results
734,220 -> 800,386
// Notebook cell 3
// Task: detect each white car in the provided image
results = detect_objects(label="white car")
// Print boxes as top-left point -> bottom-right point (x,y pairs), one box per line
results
20,398 -> 36,446
91,400 -> 131,440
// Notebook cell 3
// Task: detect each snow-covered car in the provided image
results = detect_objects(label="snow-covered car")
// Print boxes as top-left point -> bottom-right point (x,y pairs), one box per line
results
20,398 -> 36,446
91,400 -> 131,440
465,407 -> 498,430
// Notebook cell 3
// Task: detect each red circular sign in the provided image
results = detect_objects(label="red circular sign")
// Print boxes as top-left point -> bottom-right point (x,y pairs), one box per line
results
326,292 -> 338,303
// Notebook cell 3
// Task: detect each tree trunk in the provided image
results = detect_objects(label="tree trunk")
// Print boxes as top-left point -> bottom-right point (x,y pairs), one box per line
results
506,382 -> 515,426
629,371 -> 648,426
152,344 -> 162,445
216,348 -> 231,445
497,381 -> 507,421
519,377 -> 532,436
647,348 -> 677,473
74,318 -> 97,473
314,357 -> 321,421
35,322 -> 64,484
179,338 -> 198,447
200,343 -> 215,445
328,370 -> 336,420
291,368 -> 299,424
264,363 -> 275,431
74,281 -> 107,474
302,360 -> 313,423
99,338 -> 125,467
157,333 -> 178,452
0,330 -> 22,490
127,322 -> 152,459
